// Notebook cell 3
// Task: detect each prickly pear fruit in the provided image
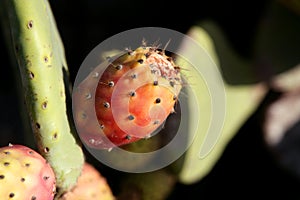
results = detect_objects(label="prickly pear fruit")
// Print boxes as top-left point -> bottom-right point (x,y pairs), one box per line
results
0,144 -> 56,200
59,163 -> 115,200
74,46 -> 182,149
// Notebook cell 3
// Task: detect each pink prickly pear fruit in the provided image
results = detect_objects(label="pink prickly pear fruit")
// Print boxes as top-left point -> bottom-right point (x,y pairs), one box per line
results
59,163 -> 115,200
0,144 -> 56,200
73,46 -> 182,149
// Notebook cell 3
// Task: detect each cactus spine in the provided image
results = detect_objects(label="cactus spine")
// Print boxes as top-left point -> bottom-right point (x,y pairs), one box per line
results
4,0 -> 84,195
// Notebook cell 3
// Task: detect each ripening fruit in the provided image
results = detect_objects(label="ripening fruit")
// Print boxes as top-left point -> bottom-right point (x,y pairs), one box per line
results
58,163 -> 115,200
0,144 -> 56,200
74,46 -> 182,149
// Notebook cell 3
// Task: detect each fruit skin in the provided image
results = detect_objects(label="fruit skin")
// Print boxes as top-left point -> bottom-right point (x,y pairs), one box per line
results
0,144 -> 56,200
58,163 -> 115,200
73,46 -> 182,149
5,0 -> 84,193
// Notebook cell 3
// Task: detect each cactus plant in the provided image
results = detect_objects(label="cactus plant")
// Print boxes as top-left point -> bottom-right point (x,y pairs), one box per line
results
1,0 -> 299,199
3,0 -> 84,195
0,144 -> 56,200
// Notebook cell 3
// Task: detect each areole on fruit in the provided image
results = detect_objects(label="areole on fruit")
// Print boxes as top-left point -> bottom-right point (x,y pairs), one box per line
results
73,46 -> 182,149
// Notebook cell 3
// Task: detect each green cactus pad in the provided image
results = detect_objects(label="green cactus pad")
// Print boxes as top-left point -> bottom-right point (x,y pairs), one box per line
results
4,0 -> 84,194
